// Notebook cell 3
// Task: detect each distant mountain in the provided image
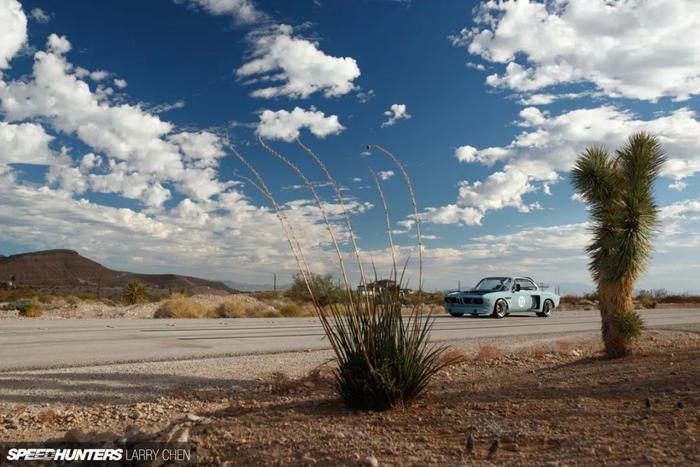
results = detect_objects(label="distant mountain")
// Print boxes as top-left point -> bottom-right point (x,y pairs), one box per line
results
223,280 -> 291,292
0,249 -> 236,295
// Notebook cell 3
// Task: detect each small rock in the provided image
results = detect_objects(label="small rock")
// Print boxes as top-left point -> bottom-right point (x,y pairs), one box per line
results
185,413 -> 205,422
644,398 -> 651,408
676,401 -> 684,409
302,455 -> 317,465
362,455 -> 379,467
601,445 -> 613,454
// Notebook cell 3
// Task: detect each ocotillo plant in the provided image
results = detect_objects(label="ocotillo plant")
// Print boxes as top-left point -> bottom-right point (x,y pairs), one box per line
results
571,132 -> 665,358
233,140 -> 458,410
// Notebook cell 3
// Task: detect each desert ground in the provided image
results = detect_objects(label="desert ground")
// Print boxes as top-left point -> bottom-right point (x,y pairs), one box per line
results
1,327 -> 698,466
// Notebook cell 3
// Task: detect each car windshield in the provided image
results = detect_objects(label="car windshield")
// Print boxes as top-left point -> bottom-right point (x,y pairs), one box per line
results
473,277 -> 510,291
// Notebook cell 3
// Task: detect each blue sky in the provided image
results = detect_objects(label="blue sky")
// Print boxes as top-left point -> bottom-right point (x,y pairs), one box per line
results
2,0 -> 700,292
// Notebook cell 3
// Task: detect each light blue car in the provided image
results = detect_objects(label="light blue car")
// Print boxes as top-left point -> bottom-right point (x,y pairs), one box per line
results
444,276 -> 560,319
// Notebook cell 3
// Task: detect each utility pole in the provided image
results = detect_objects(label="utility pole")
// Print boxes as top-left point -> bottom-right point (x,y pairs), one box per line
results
458,280 -> 461,291
273,273 -> 277,293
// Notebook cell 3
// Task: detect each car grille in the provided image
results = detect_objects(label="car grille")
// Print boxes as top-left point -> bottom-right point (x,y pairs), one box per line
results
445,297 -> 483,305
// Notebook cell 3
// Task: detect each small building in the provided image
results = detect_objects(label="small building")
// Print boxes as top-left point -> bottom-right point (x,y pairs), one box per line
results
357,279 -> 412,297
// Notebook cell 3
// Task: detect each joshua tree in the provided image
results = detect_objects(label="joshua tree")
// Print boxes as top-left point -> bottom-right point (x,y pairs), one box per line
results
571,132 -> 665,358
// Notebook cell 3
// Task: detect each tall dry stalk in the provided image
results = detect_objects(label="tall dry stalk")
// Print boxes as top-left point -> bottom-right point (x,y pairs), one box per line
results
366,144 -> 423,293
259,136 -> 355,307
228,146 -> 317,307
369,167 -> 398,278
297,137 -> 368,289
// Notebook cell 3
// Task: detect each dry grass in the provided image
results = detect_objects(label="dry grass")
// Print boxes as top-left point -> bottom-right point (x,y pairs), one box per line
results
267,366 -> 334,395
215,299 -> 281,318
476,345 -> 505,360
18,302 -> 43,317
153,294 -> 216,318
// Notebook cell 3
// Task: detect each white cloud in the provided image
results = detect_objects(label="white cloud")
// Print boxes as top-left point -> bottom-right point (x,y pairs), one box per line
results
458,0 -> 700,102
29,7 -> 50,23
377,170 -> 394,181
237,24 -> 360,99
0,34 -> 233,206
422,204 -> 483,226
178,0 -> 265,24
0,121 -> 54,165
356,89 -> 375,103
256,107 -> 344,142
381,103 -> 411,127
113,78 -> 127,89
431,105 -> 700,223
0,0 -> 27,69
669,181 -> 688,192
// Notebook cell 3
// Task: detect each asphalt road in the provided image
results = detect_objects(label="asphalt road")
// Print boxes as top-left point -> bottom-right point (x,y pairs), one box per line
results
1,308 -> 699,371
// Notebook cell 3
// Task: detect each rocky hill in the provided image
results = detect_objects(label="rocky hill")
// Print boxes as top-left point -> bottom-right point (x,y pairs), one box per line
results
0,249 -> 235,295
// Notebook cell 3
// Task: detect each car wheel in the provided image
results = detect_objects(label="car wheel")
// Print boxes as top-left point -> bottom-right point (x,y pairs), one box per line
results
449,312 -> 464,317
537,299 -> 554,317
492,299 -> 507,319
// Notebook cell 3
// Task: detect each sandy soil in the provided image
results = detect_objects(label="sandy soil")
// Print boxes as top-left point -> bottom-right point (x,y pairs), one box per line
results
1,329 -> 698,465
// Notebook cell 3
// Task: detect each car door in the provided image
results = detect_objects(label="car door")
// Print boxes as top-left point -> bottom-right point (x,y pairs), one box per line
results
512,279 -> 533,311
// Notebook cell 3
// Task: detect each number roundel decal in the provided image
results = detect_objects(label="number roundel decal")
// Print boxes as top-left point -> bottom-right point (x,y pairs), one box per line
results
518,295 -> 526,308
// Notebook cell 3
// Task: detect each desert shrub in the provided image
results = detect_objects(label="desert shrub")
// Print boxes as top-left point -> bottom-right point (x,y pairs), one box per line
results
329,286 -> 458,411
122,281 -> 148,305
639,297 -> 657,309
154,295 -> 215,318
278,302 -> 306,317
215,300 -> 248,318
288,272 -> 345,306
17,302 -> 43,317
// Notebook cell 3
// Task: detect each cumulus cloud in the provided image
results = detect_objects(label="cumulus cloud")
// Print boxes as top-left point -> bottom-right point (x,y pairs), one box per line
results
29,7 -> 50,23
430,105 -> 700,224
0,33 -> 233,206
237,24 -> 361,99
256,107 -> 344,142
0,122 -> 54,166
377,170 -> 394,181
381,103 -> 411,127
113,78 -> 127,89
0,0 -> 28,69
457,0 -> 700,102
177,0 -> 265,24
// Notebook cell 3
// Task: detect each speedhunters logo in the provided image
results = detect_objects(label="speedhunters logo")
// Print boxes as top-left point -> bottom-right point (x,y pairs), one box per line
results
6,448 -> 123,461
1,444 -> 196,465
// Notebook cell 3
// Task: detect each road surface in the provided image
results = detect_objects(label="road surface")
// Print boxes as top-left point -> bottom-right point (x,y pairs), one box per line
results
1,308 -> 699,371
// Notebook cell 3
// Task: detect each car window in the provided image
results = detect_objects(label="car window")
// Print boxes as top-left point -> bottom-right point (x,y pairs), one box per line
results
516,279 -> 537,291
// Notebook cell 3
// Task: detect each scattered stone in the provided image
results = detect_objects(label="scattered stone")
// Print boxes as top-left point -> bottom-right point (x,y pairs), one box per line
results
186,413 -> 205,422
676,401 -> 684,409
362,455 -> 379,466
601,445 -> 613,454
645,398 -> 651,408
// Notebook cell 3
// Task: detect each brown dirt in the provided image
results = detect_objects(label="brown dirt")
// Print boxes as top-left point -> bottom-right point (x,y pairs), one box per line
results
1,330 -> 698,465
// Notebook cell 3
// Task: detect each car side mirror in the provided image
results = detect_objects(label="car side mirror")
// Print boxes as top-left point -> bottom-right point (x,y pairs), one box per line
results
514,284 -> 521,292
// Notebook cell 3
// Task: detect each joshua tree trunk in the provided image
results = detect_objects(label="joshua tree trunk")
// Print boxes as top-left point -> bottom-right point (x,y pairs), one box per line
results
598,279 -> 635,358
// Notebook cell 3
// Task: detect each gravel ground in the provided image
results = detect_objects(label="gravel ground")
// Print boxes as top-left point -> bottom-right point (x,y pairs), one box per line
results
1,329 -> 699,466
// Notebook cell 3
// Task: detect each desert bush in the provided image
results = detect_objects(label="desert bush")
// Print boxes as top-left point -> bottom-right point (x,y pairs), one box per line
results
17,301 -> 43,317
287,272 -> 345,306
122,281 -> 148,305
278,302 -> 306,317
639,297 -> 657,309
215,300 -> 248,318
154,295 -> 215,318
